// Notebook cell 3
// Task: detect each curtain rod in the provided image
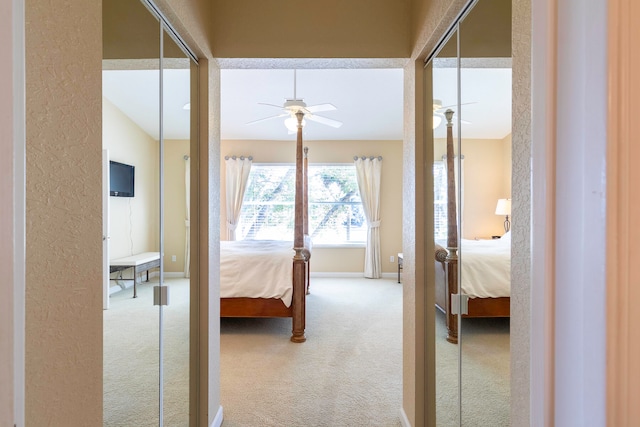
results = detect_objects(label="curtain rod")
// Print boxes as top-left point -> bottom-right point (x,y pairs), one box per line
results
354,155 -> 383,161
224,155 -> 253,160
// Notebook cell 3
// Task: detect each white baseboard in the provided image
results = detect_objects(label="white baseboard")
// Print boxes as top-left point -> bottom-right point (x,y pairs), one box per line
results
310,272 -> 397,279
210,405 -> 223,427
399,408 -> 411,427
311,272 -> 364,278
164,271 -> 187,278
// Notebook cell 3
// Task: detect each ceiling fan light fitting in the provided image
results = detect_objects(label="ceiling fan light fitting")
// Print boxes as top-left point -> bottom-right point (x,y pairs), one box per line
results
432,115 -> 442,129
284,116 -> 306,131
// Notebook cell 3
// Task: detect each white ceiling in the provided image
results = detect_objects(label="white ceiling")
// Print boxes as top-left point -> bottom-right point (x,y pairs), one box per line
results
220,68 -> 404,141
103,67 -> 511,142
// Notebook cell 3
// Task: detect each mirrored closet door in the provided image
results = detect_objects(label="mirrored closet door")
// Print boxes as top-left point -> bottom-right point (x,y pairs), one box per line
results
428,0 -> 512,425
102,1 -> 197,425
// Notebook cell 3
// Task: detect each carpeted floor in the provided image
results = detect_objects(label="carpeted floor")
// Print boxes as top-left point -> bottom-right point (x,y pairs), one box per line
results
220,277 -> 403,427
435,310 -> 510,426
103,277 -> 509,426
104,278 -> 190,427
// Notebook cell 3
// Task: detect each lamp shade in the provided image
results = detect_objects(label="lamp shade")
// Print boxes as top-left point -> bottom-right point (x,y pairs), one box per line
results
495,198 -> 511,216
432,114 -> 442,129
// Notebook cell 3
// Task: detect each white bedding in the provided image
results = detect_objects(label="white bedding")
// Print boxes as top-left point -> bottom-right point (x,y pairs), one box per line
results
220,240 -> 294,307
439,232 -> 511,298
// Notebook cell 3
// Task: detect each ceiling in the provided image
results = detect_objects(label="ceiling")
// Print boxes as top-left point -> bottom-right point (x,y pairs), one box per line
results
102,67 -> 511,142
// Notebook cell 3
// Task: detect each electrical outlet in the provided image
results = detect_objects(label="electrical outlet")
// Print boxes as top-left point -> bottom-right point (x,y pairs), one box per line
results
390,255 -> 395,263
171,255 -> 176,262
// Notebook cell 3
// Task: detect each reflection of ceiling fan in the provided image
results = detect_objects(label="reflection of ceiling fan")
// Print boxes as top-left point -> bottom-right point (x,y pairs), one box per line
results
246,70 -> 343,133
432,99 -> 474,129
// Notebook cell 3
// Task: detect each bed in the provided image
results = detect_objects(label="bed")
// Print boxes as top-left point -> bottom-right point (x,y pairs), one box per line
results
220,112 -> 311,343
434,235 -> 511,342
435,110 -> 510,344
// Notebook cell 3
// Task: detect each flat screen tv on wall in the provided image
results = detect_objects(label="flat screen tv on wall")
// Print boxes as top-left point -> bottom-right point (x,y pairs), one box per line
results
110,160 -> 135,197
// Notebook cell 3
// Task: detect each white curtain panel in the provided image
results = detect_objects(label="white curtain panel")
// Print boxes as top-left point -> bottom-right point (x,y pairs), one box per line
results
184,157 -> 191,278
354,156 -> 382,278
225,156 -> 252,240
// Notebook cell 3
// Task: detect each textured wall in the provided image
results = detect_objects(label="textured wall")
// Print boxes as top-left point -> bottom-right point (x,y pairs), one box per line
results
155,0 -> 213,58
25,0 -> 103,424
511,0 -> 531,424
411,0 -> 469,59
210,0 -> 411,58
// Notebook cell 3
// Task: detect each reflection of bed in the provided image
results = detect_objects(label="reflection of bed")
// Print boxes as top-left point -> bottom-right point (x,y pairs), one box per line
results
437,110 -> 510,344
435,236 -> 511,341
220,113 -> 310,343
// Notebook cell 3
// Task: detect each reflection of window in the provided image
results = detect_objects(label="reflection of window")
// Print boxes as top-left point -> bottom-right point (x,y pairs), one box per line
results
433,157 -> 464,240
433,161 -> 448,240
238,164 -> 365,244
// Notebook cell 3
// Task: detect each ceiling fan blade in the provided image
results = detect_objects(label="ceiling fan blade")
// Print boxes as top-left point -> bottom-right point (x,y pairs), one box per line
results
306,114 -> 343,128
245,112 -> 289,125
257,102 -> 285,110
306,103 -> 337,113
434,112 -> 472,125
436,101 -> 478,112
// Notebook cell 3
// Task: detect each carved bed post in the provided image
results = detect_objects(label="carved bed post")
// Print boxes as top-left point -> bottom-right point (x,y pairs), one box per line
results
444,109 -> 459,344
291,111 -> 307,343
303,146 -> 311,295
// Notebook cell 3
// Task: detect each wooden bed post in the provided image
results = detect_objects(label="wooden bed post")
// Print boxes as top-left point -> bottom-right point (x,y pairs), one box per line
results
303,146 -> 311,295
303,146 -> 309,237
444,109 -> 459,344
291,111 -> 307,343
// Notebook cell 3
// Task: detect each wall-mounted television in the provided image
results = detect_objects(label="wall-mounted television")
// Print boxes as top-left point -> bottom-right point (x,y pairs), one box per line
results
110,160 -> 135,197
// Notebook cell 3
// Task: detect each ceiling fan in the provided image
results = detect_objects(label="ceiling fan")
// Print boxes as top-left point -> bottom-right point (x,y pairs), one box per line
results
432,99 -> 474,129
246,70 -> 343,133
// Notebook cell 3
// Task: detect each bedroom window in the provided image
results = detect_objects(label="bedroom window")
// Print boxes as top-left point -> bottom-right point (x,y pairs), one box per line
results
433,158 -> 464,241
238,164 -> 366,244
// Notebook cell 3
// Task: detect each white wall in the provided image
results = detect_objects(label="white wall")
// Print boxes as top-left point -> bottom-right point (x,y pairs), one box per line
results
531,0 -> 607,424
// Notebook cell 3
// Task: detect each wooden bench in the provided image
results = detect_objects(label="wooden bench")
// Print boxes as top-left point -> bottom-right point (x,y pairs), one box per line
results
109,252 -> 160,298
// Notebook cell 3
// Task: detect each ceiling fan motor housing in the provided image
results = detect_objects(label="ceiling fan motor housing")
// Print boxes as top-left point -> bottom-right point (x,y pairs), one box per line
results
284,99 -> 307,113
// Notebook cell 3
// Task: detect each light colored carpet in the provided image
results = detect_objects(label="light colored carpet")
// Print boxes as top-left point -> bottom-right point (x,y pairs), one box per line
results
220,277 -> 403,427
104,278 -> 190,427
435,310 -> 510,426
103,277 -> 509,426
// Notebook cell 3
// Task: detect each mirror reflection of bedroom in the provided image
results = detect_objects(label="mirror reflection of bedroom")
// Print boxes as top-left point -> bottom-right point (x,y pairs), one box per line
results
102,0 -> 194,424
218,68 -> 404,424
431,0 -> 512,425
